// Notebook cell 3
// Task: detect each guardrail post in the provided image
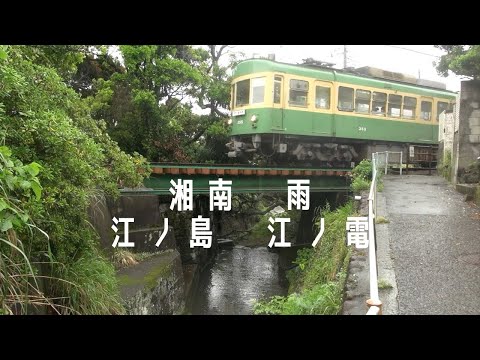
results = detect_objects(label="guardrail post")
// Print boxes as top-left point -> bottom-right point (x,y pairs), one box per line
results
400,151 -> 403,176
366,299 -> 383,315
385,151 -> 389,175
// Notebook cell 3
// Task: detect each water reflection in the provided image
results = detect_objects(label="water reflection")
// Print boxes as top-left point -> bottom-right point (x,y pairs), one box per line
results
192,246 -> 287,315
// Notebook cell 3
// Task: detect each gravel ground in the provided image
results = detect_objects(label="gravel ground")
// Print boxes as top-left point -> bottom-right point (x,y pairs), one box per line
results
384,175 -> 480,315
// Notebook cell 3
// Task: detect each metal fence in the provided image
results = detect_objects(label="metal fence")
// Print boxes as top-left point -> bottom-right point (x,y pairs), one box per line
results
374,151 -> 403,176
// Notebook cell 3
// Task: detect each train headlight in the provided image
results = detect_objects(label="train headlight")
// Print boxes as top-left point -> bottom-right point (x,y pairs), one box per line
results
227,118 -> 233,125
250,115 -> 257,123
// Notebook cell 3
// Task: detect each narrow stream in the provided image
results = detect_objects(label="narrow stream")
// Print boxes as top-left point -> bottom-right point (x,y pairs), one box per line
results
192,246 -> 288,315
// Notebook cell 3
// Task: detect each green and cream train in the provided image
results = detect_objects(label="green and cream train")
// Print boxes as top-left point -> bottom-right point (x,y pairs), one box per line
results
226,58 -> 456,166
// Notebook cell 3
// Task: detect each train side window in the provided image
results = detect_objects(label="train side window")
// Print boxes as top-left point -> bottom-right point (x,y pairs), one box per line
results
437,101 -> 449,121
388,94 -> 402,117
421,101 -> 432,121
251,77 -> 265,104
338,86 -> 354,111
403,96 -> 417,119
235,79 -> 250,107
355,89 -> 371,113
372,92 -> 387,116
315,86 -> 330,109
274,76 -> 282,104
289,79 -> 309,107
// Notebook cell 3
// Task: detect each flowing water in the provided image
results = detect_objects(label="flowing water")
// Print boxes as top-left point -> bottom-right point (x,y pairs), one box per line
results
192,246 -> 288,315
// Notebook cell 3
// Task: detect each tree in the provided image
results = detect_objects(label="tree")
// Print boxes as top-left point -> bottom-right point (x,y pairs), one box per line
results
0,45 -> 148,314
85,45 -> 238,163
435,45 -> 480,79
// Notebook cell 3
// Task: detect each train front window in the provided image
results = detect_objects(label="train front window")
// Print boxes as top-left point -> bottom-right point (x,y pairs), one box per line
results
235,79 -> 250,107
421,101 -> 432,121
338,86 -> 354,111
437,101 -> 449,121
388,94 -> 402,117
289,79 -> 309,107
315,86 -> 330,109
252,77 -> 265,104
355,89 -> 371,113
372,92 -> 387,116
403,97 -> 417,119
274,76 -> 282,104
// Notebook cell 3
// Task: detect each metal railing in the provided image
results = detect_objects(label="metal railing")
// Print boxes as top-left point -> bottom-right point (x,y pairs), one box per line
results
366,153 -> 382,315
374,151 -> 403,176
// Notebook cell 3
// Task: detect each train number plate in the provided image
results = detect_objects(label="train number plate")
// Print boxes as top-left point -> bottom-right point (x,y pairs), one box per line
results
232,109 -> 245,116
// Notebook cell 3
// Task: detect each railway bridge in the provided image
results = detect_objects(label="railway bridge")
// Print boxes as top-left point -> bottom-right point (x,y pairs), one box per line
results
121,163 -> 352,195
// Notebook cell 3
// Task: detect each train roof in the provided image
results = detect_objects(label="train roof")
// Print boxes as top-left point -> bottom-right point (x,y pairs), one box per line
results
233,59 -> 457,100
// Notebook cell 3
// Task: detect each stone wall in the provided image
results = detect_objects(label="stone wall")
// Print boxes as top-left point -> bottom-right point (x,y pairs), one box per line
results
454,80 -> 480,182
117,250 -> 185,315
88,191 -> 218,314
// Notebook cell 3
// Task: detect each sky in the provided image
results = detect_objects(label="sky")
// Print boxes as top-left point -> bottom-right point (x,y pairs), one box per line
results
227,45 -> 465,92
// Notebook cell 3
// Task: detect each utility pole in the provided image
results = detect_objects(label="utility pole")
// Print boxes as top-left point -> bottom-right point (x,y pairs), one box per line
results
343,45 -> 347,69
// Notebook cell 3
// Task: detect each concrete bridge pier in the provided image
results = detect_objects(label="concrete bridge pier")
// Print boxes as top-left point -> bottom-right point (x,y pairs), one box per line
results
296,191 -> 346,245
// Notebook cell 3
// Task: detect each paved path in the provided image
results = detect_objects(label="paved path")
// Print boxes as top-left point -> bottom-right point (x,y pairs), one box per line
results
384,175 -> 480,314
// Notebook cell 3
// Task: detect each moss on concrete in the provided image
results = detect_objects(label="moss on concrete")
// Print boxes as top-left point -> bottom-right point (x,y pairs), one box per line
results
117,262 -> 172,290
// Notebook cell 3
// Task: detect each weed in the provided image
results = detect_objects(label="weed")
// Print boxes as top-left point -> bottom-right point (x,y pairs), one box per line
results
375,216 -> 389,224
378,279 -> 393,289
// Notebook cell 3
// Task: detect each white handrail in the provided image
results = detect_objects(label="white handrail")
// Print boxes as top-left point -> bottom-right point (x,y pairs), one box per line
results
366,154 -> 382,314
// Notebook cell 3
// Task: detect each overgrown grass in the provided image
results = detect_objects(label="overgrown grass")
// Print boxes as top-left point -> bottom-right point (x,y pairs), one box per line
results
254,202 -> 353,315
351,177 -> 370,192
438,150 -> 452,181
53,253 -> 125,314
250,208 -> 300,243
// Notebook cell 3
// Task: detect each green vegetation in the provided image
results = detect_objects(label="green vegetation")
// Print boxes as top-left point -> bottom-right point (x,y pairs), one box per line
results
375,216 -> 389,224
253,202 -> 352,315
0,46 -> 150,314
117,256 -> 172,290
351,177 -> 371,192
113,249 -> 159,269
0,145 -> 54,314
250,208 -> 300,242
438,150 -> 452,181
0,45 -> 242,314
350,159 -> 384,193
378,279 -> 393,290
435,45 -> 480,79
352,159 -> 373,180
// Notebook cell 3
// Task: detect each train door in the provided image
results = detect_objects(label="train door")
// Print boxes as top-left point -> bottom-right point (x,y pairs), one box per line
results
313,81 -> 334,136
272,75 -> 284,130
419,96 -> 434,142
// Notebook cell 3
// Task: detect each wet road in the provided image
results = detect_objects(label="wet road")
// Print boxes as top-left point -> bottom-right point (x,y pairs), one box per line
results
384,175 -> 480,314
192,246 -> 287,315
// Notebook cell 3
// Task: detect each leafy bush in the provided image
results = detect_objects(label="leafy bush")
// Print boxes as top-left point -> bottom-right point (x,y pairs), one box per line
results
352,159 -> 373,180
351,177 -> 371,192
254,202 -> 352,315
1,46 -> 148,314
0,145 -> 62,314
